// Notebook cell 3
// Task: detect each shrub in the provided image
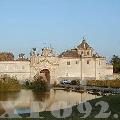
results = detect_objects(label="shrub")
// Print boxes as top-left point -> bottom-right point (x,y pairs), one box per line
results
32,80 -> 49,92
0,74 -> 21,92
24,75 -> 50,92
71,80 -> 80,85
87,80 -> 120,88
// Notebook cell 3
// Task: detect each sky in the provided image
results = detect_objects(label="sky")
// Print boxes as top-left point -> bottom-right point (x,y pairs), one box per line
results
0,0 -> 120,59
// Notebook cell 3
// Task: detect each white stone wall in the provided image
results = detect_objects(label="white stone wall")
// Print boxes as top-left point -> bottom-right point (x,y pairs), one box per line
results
105,64 -> 113,79
57,57 -> 113,82
30,56 -> 59,84
0,61 -> 30,82
0,56 -> 113,84
58,58 -> 81,78
81,58 -> 96,80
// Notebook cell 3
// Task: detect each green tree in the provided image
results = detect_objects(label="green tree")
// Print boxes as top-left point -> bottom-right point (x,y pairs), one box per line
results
110,55 -> 120,73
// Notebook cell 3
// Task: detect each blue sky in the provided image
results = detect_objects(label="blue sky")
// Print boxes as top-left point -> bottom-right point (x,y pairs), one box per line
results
0,0 -> 120,59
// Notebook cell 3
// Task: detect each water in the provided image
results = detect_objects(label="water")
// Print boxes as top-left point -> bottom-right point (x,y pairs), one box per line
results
0,89 -> 100,115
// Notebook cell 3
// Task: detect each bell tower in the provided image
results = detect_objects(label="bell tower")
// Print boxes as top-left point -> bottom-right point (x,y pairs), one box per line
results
77,37 -> 93,57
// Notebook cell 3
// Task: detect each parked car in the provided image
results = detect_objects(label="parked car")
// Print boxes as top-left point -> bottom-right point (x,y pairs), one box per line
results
60,80 -> 71,84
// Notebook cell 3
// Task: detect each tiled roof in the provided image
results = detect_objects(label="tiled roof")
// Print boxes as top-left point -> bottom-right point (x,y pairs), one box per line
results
59,39 -> 94,58
59,49 -> 79,58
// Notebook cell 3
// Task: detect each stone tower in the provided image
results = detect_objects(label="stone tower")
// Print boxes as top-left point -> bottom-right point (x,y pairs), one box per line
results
77,38 -> 93,57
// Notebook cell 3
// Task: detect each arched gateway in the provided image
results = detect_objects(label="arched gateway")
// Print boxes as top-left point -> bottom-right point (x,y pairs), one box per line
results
30,47 -> 59,84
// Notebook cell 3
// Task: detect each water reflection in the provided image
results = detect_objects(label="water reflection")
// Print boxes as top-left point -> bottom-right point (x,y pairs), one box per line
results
0,89 -> 100,115
32,92 -> 50,102
0,91 -> 20,101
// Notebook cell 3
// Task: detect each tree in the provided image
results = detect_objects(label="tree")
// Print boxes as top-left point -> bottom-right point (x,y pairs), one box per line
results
110,55 -> 120,73
0,52 -> 14,61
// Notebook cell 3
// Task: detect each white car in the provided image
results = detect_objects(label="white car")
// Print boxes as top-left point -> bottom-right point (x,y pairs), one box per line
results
60,80 -> 71,84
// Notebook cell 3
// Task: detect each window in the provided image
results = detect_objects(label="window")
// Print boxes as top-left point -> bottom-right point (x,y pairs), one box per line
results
87,51 -> 89,55
99,61 -> 100,66
87,60 -> 89,64
67,61 -> 70,65
76,61 -> 78,64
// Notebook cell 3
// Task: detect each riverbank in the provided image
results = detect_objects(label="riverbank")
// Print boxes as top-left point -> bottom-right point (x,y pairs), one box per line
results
55,84 -> 120,96
1,83 -> 120,119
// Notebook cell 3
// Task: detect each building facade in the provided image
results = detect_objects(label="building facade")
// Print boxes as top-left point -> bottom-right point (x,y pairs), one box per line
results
0,39 -> 113,84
